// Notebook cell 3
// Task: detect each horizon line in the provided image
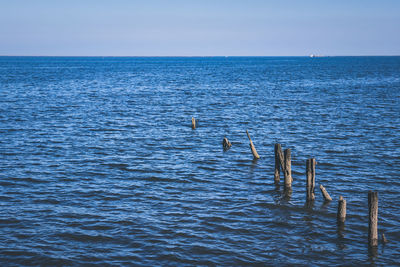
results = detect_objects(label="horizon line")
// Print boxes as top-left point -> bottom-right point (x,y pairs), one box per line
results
1,55 -> 400,58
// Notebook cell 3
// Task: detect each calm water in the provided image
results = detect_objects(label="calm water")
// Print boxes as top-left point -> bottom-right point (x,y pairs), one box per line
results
0,56 -> 399,266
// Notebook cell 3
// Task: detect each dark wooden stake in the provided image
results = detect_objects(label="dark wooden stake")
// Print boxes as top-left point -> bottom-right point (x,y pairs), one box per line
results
283,148 -> 292,187
306,158 -> 316,201
191,117 -> 196,129
337,196 -> 346,223
319,184 -> 332,201
274,144 -> 283,182
222,137 -> 232,150
246,130 -> 260,159
368,191 -> 378,247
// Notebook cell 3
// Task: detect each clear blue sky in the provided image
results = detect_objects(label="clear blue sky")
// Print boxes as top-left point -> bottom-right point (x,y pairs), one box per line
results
1,0 -> 399,56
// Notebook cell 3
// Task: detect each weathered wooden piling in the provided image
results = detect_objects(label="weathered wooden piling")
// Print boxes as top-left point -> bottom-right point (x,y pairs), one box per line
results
368,191 -> 378,247
191,117 -> 196,129
274,144 -> 284,182
319,184 -> 332,202
306,158 -> 316,201
283,149 -> 292,187
337,196 -> 346,223
246,130 -> 260,159
222,137 -> 232,150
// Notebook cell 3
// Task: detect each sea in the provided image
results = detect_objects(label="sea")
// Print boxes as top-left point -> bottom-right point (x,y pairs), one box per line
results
0,56 -> 399,266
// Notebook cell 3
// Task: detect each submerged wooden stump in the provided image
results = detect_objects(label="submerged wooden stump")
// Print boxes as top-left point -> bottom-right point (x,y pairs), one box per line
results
368,191 -> 378,247
274,144 -> 283,182
284,149 -> 292,188
337,196 -> 346,223
306,158 -> 316,201
222,137 -> 232,150
191,117 -> 196,129
246,130 -> 260,159
319,184 -> 332,202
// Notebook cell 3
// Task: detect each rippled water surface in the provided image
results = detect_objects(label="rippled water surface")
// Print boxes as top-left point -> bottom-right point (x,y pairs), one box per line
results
0,56 -> 399,265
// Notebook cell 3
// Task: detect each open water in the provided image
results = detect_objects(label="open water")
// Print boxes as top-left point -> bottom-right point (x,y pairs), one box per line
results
0,56 -> 399,266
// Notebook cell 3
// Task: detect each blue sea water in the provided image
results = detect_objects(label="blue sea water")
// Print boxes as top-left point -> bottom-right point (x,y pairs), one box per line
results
0,56 -> 399,266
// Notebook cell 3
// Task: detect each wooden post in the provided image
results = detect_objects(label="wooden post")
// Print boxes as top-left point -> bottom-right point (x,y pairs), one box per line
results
306,159 -> 311,201
222,137 -> 232,150
382,233 -> 388,244
319,184 -> 332,201
274,144 -> 283,182
337,196 -> 346,223
191,117 -> 196,129
246,130 -> 260,159
278,144 -> 284,169
368,191 -> 378,247
311,158 -> 316,198
283,148 -> 292,187
306,158 -> 316,201
283,187 -> 292,200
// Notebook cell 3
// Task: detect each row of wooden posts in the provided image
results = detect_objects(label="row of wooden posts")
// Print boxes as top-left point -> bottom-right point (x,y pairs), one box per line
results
192,117 -> 386,248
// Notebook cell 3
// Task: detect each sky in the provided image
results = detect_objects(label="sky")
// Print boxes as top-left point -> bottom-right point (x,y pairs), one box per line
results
0,0 -> 399,56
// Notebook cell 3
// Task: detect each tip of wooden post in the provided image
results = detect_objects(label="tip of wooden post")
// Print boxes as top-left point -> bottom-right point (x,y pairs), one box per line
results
246,130 -> 251,140
382,233 -> 388,243
339,195 -> 343,201
246,131 -> 260,159
222,137 -> 232,150
191,117 -> 196,129
368,190 -> 378,200
319,184 -> 332,201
